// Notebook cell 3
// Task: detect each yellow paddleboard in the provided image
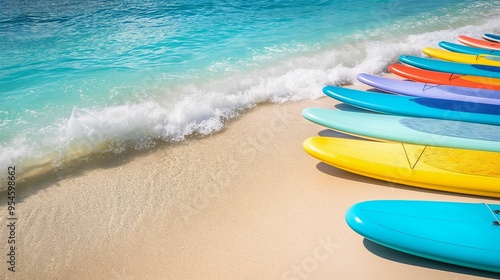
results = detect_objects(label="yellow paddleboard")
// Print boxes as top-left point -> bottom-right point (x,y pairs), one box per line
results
303,136 -> 500,198
422,47 -> 500,67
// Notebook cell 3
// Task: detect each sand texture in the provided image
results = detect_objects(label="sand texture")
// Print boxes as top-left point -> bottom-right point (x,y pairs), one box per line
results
3,80 -> 500,279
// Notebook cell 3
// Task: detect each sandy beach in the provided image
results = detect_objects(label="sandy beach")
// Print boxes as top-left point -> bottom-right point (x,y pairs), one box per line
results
5,79 -> 500,280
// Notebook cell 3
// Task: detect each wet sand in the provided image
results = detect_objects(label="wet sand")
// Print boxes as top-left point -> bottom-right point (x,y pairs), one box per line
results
5,79 -> 500,279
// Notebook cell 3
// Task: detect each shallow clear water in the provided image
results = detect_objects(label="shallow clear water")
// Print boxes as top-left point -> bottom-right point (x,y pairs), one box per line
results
1,0 -> 499,175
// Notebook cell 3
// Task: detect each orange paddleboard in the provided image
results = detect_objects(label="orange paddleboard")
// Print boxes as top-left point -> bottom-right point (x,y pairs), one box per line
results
388,64 -> 500,90
458,35 -> 500,51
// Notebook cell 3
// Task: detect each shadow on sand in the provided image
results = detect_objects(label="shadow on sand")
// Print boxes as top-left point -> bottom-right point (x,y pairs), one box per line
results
363,239 -> 500,279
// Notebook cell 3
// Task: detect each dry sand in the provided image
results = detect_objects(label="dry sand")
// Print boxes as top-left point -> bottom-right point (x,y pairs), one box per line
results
3,80 -> 500,279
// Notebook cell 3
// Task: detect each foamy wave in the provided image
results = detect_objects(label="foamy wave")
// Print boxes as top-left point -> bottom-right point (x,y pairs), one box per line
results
2,15 -> 500,185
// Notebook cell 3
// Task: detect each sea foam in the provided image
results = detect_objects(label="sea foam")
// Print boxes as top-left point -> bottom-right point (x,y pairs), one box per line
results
2,15 -> 500,186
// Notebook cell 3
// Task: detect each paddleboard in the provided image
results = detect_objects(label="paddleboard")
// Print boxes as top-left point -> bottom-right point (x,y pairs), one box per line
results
439,41 -> 500,56
483,33 -> 500,43
388,64 -> 500,90
301,107 -> 500,152
458,35 -> 500,51
356,73 -> 500,105
345,200 -> 500,273
399,55 -> 500,78
303,136 -> 500,197
323,86 -> 500,125
422,47 -> 500,67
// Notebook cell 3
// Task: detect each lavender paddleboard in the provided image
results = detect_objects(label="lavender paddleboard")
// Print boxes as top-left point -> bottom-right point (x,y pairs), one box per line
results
357,73 -> 500,105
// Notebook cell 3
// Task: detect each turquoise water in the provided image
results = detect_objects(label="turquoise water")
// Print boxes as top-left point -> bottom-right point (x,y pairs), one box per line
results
1,0 -> 500,175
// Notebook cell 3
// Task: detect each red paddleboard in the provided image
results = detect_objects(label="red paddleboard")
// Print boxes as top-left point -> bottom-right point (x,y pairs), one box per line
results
458,35 -> 500,51
388,64 -> 500,90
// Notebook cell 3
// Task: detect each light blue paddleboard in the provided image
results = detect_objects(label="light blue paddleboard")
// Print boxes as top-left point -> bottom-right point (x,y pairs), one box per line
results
323,86 -> 500,125
483,33 -> 500,43
302,107 -> 500,152
439,41 -> 500,56
399,55 -> 500,78
345,200 -> 500,273
356,73 -> 500,105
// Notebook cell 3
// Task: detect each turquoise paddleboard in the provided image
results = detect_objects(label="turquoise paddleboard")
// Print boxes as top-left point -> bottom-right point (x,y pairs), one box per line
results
399,55 -> 500,78
345,200 -> 500,273
322,86 -> 500,125
439,41 -> 500,56
302,108 -> 500,152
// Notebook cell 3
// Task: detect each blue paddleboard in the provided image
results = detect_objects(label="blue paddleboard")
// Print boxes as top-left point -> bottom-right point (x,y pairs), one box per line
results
302,107 -> 500,152
323,86 -> 500,125
399,55 -> 500,78
345,200 -> 500,273
439,41 -> 500,56
356,73 -> 500,105
483,33 -> 500,43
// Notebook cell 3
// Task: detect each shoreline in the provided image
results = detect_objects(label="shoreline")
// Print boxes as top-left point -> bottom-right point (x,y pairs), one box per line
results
6,77 -> 500,279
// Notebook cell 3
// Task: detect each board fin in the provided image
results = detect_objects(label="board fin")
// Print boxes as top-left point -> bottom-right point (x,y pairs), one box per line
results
422,83 -> 439,91
401,143 -> 426,170
483,203 -> 500,226
448,73 -> 463,81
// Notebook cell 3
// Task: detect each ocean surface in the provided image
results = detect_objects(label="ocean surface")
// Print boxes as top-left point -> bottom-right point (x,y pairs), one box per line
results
1,0 -> 500,181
